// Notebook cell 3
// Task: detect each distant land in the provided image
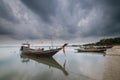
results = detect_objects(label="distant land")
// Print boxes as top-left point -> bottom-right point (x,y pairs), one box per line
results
72,37 -> 120,46
94,37 -> 120,46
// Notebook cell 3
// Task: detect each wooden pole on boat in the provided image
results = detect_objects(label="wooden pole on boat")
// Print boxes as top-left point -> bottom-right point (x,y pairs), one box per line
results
51,37 -> 53,49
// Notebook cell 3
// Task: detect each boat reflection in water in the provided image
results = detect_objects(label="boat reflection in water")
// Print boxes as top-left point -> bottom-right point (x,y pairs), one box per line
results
20,53 -> 69,76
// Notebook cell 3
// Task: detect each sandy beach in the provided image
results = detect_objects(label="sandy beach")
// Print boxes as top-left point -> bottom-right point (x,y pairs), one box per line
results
106,46 -> 120,55
104,46 -> 120,80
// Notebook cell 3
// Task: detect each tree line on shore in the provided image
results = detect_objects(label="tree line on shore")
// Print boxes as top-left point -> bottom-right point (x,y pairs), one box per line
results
84,37 -> 120,46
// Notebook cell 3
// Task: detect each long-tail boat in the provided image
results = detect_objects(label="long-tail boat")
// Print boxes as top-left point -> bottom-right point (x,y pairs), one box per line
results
75,46 -> 107,53
20,53 -> 69,76
20,42 -> 68,57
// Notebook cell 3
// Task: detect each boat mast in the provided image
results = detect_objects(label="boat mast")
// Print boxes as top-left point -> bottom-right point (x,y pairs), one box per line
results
51,37 -> 53,49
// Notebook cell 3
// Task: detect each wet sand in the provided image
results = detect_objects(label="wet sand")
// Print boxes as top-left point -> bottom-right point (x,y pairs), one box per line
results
104,46 -> 120,80
106,46 -> 120,55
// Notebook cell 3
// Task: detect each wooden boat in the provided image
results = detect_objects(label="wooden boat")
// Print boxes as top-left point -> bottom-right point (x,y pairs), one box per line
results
20,42 -> 68,57
20,53 -> 69,76
75,48 -> 106,52
75,46 -> 107,52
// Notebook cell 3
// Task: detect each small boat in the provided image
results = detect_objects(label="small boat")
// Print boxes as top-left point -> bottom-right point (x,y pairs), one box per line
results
75,46 -> 107,52
20,42 -> 68,57
20,53 -> 69,76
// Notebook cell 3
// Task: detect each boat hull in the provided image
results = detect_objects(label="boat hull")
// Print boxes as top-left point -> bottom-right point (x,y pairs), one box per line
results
21,48 -> 62,57
76,49 -> 106,52
20,43 -> 68,57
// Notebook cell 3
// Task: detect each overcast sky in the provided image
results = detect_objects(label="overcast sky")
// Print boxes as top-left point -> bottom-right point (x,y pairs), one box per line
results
0,0 -> 120,44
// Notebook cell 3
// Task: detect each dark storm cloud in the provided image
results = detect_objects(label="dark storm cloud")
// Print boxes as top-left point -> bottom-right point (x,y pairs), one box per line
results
0,0 -> 18,35
0,0 -> 120,40
104,0 -> 120,36
82,0 -> 120,37
21,0 -> 57,23
0,0 -> 17,21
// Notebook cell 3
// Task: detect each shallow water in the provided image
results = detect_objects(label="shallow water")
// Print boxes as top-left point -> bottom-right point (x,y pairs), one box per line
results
0,46 -> 120,80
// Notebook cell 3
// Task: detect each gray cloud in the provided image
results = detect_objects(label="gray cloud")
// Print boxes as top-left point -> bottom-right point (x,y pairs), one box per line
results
82,0 -> 120,37
0,0 -> 17,21
0,0 -> 120,41
21,0 -> 57,23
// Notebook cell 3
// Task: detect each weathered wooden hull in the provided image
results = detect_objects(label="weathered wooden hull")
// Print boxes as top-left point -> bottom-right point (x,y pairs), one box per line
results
76,48 -> 106,52
21,48 -> 62,57
20,43 -> 68,57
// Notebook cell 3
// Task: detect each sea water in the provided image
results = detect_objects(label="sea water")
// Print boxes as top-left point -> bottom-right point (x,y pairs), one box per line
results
0,46 -> 120,80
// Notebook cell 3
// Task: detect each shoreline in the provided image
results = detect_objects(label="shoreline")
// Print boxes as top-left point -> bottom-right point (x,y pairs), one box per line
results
106,46 -> 120,55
